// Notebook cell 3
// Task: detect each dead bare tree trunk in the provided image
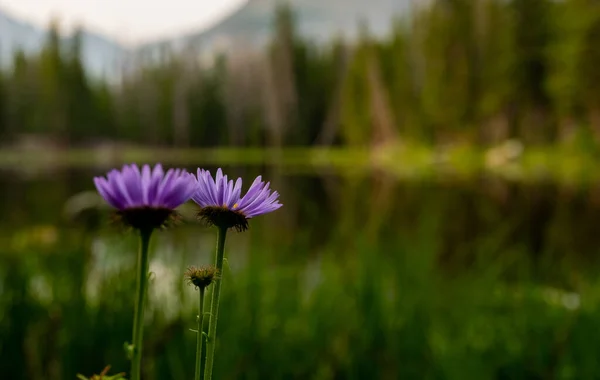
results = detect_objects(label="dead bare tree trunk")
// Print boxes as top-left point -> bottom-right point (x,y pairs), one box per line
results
263,5 -> 298,147
366,53 -> 399,147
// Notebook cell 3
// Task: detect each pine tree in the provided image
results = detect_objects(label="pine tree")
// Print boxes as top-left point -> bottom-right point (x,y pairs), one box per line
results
509,0 -> 556,142
379,19 -> 419,141
38,19 -> 68,140
415,0 -> 479,143
7,50 -> 34,137
546,0 -> 591,142
65,27 -> 95,142
574,0 -> 600,141
339,33 -> 373,146
476,0 -> 516,144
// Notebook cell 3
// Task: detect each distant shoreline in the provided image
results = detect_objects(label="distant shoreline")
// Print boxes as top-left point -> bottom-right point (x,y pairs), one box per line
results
0,142 -> 597,184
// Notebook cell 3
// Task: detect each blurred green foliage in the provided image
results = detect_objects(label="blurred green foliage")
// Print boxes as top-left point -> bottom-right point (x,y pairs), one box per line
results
2,1 -> 600,148
2,170 -> 600,379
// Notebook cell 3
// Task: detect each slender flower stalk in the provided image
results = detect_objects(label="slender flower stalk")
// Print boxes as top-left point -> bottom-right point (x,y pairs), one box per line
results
94,163 -> 197,380
185,265 -> 218,380
130,228 -> 152,380
196,288 -> 205,380
192,168 -> 282,380
203,226 -> 227,380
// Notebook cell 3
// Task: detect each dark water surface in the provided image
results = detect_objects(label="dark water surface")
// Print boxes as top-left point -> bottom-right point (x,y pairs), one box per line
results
2,165 -> 600,379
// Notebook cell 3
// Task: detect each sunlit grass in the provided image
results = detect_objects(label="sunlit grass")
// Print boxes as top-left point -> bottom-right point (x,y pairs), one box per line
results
1,141 -> 598,183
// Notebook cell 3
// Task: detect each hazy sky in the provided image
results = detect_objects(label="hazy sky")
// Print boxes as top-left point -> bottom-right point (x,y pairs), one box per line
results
0,0 -> 246,45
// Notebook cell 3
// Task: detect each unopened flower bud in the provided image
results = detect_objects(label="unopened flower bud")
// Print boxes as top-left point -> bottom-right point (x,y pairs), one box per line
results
185,265 -> 219,290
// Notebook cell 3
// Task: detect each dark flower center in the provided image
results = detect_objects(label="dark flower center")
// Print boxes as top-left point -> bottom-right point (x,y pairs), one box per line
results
113,207 -> 178,231
198,206 -> 249,232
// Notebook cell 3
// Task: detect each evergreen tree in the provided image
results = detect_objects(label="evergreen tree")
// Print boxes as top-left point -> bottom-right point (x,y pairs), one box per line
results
188,61 -> 228,147
476,0 -> 516,143
7,50 -> 34,137
575,0 -> 600,140
415,0 -> 478,143
38,19 -> 67,139
65,27 -> 95,142
546,0 -> 591,141
379,19 -> 420,141
509,0 -> 556,142
339,32 -> 373,146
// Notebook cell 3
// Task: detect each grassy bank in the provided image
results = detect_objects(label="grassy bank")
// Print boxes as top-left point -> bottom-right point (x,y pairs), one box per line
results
2,141 -> 599,184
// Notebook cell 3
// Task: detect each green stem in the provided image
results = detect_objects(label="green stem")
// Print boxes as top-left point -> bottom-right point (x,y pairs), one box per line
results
130,228 -> 153,380
203,226 -> 227,380
194,288 -> 205,380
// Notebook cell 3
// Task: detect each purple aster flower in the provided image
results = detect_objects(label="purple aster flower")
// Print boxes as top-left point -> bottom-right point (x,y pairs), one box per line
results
94,163 -> 197,230
192,168 -> 282,231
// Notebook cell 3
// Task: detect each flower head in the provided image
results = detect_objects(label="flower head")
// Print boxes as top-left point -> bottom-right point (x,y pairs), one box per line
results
185,265 -> 219,290
94,163 -> 197,230
192,168 -> 282,231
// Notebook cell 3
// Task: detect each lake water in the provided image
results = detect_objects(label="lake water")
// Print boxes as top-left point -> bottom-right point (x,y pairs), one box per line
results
2,163 -> 600,379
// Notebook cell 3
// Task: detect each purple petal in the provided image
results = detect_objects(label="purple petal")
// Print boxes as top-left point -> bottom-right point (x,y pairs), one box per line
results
244,190 -> 280,214
162,173 -> 196,208
240,182 -> 272,213
223,179 -> 233,206
93,163 -> 197,211
122,164 -> 143,207
245,202 -> 282,217
141,165 -> 152,204
219,173 -> 230,206
94,177 -> 124,209
245,191 -> 283,216
195,170 -> 215,206
238,176 -> 264,209
189,169 -> 282,218
227,178 -> 242,208
110,169 -> 134,208
147,164 -> 164,205
161,169 -> 186,207
202,170 -> 219,206
192,175 -> 212,207
154,168 -> 176,207
215,169 -> 224,204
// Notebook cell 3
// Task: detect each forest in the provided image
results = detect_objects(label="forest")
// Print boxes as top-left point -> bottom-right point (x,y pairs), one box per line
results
0,0 -> 599,149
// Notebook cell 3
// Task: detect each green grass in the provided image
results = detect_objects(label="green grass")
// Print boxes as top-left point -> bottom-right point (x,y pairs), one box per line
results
0,147 -> 368,171
1,220 -> 599,379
